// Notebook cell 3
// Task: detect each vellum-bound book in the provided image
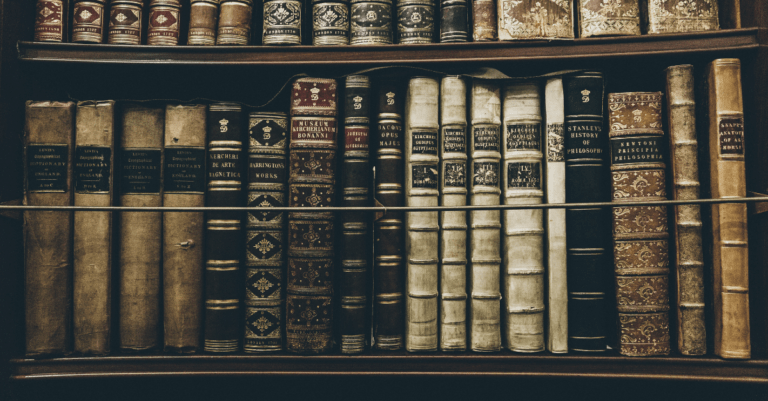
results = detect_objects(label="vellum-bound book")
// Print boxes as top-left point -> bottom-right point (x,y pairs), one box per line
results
578,0 -> 640,37
643,0 -> 718,34
498,0 -> 574,40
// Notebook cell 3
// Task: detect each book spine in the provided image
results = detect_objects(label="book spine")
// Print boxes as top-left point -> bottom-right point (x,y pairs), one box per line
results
708,58 -> 750,359
609,92 -> 671,357
645,0 -> 718,34
564,72 -> 609,353
339,75 -> 371,354
35,0 -> 68,42
108,0 -> 144,45
24,101 -> 75,357
544,77 -> 567,354
119,104 -> 164,352
350,0 -> 393,45
217,0 -> 253,45
204,103 -> 245,353
147,0 -> 182,45
73,100 -> 115,356
163,104 -> 207,353
578,0 -> 640,37
287,78 -> 338,354
471,0 -> 496,41
439,76 -> 467,351
498,0 -> 573,40
501,82 -> 544,352
469,81 -> 502,352
405,76 -> 439,352
244,112 -> 288,352
73,0 -> 108,43
312,0 -> 350,45
373,80 -> 405,350
396,0 -> 435,44
665,64 -> 706,356
189,0 -> 220,45
263,0 -> 302,45
440,0 -> 468,42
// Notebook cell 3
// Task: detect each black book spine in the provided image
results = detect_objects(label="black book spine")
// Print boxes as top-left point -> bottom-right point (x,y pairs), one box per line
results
439,0 -> 467,42
312,0 -> 350,45
204,103 -> 245,353
349,0 -> 393,45
263,0 -> 302,44
396,0 -> 435,44
564,72 -> 610,353
373,80 -> 405,350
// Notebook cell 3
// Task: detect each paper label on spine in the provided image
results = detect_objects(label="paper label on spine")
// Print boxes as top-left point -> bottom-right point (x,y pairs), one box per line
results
547,123 -> 565,162
718,117 -> 744,155
27,144 -> 68,192
443,127 -> 466,153
164,148 -> 206,193
75,146 -> 110,193
345,127 -> 369,151
506,123 -> 541,150
411,131 -> 438,154
565,123 -> 603,158
412,165 -> 438,188
473,125 -> 499,151
472,161 -> 499,187
444,162 -> 466,187
507,162 -> 541,189
610,136 -> 665,164
120,149 -> 161,194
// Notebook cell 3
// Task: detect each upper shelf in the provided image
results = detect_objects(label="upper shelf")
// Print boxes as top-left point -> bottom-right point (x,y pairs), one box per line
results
17,29 -> 759,66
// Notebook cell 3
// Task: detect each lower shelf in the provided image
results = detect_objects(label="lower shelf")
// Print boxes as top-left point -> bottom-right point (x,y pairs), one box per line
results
10,352 -> 768,382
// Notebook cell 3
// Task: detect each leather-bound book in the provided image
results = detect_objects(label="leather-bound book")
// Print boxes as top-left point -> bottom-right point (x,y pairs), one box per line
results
148,0 -> 182,45
350,0 -> 393,44
564,72 -> 609,353
287,77 -> 338,354
73,0 -> 108,43
373,80 -> 405,350
119,104 -> 163,352
204,103 -> 245,353
501,82 -> 544,353
244,111 -> 288,353
24,101 -> 75,357
472,0 -> 496,41
544,77 -> 567,354
163,104 -> 207,353
439,76 -> 468,351
578,0 -> 640,37
35,0 -> 69,42
217,0 -> 253,44
405,76 -> 439,352
312,0 -> 350,45
73,100 -> 115,356
643,0 -> 718,34
706,58 -> 750,359
262,0 -> 302,45
339,75 -> 371,354
469,81 -> 502,352
498,0 -> 574,40
108,0 -> 144,45
609,92 -> 670,357
665,64 -> 706,356
440,0 -> 468,42
189,0 -> 220,45
396,0 -> 435,44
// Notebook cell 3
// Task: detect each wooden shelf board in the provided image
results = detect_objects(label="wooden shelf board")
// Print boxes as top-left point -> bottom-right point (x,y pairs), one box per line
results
10,353 -> 768,382
17,29 -> 759,65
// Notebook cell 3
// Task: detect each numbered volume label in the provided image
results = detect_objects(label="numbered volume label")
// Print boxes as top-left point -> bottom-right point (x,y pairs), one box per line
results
412,165 -> 438,188
443,162 -> 466,187
27,144 -> 68,192
507,162 -> 541,189
472,161 -> 499,187
121,149 -> 161,194
164,148 -> 206,193
719,117 -> 744,155
75,146 -> 111,193
506,123 -> 541,150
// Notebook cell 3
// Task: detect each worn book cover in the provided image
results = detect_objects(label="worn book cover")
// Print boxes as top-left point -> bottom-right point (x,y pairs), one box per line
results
643,0 -> 718,34
189,0 -> 221,45
498,0 -> 574,40
578,0 -> 640,37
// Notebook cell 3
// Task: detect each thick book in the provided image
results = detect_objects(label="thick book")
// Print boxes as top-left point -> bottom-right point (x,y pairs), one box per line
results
501,82 -> 544,353
339,75 -> 371,354
665,64 -> 706,356
244,111 -> 288,353
469,81 -> 502,352
440,0 -> 468,42
147,0 -> 182,46
439,76 -> 468,351
643,0 -> 718,34
564,72 -> 609,353
396,0 -> 435,44
544,77 -> 568,354
24,101 -> 75,357
204,103 -> 245,353
119,104 -> 164,352
608,92 -> 671,357
107,0 -> 144,45
350,0 -> 393,44
163,104 -> 207,353
287,77 -> 338,354
262,0 -> 302,45
312,0 -> 350,45
373,79 -> 405,350
498,0 -> 574,40
73,100 -> 115,356
217,0 -> 253,45
35,0 -> 69,42
472,0 -> 497,41
578,0 -> 640,37
72,0 -> 108,43
706,58 -> 750,359
188,0 -> 220,45
405,76 -> 439,352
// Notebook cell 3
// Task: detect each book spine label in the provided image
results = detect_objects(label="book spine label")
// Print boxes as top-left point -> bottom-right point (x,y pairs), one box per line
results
35,0 -> 66,42
350,0 -> 393,44
108,2 -> 142,45
263,0 -> 302,45
313,1 -> 350,45
440,0 -> 468,42
578,0 -> 640,37
148,1 -> 182,45
189,0 -> 220,45
646,0 -> 718,34
73,1 -> 106,43
498,0 -> 573,39
217,0 -> 253,45
471,0 -> 496,41
396,0 -> 435,44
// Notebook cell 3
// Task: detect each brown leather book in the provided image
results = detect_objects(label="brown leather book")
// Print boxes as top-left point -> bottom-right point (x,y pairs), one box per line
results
643,0 -> 718,34
188,0 -> 220,45
72,0 -> 108,43
73,100 -> 115,356
287,78 -> 338,354
472,0 -> 497,41
707,58 -> 750,359
217,0 -> 253,45
108,0 -> 144,45
34,0 -> 69,42
147,0 -> 182,45
578,0 -> 640,37
24,101 -> 75,357
497,0 -> 574,40
608,92 -> 670,357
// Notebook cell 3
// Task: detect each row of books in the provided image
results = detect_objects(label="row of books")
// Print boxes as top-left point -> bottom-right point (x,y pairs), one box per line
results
33,0 -> 727,46
23,59 -> 750,359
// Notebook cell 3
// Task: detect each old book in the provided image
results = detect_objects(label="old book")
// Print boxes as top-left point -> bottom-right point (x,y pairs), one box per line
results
373,80 -> 405,350
73,0 -> 108,43
643,0 -> 718,34
163,104 -> 207,353
244,111 -> 288,352
312,0 -> 350,45
262,0 -> 302,45
439,76 -> 468,351
501,82 -> 544,352
217,0 -> 253,44
564,72 -> 609,353
73,100 -> 115,356
24,101 -> 75,357
189,0 -> 220,45
108,0 -> 144,45
469,81 -> 502,352
544,77 -> 567,354
440,0 -> 468,42
147,0 -> 182,45
405,76 -> 439,352
119,104 -> 164,352
578,0 -> 640,38
472,0 -> 497,41
350,0 -> 393,44
35,0 -> 69,42
609,92 -> 671,357
707,58 -> 750,359
498,0 -> 574,40
287,78 -> 338,354
665,64 -> 706,356
397,0 -> 435,44
204,103 -> 245,353
339,75 -> 371,354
